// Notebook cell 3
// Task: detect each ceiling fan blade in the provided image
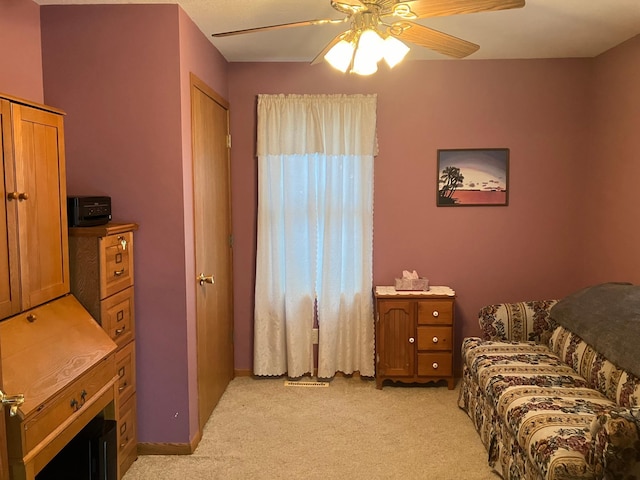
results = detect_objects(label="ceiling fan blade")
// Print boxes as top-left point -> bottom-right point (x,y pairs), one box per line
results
389,21 -> 479,58
311,32 -> 349,66
212,18 -> 345,38
393,0 -> 525,19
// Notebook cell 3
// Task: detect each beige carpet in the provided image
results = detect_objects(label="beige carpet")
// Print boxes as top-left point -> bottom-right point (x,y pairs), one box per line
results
123,376 -> 499,479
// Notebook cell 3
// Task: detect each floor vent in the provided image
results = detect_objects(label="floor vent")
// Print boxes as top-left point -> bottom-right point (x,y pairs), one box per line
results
284,380 -> 329,388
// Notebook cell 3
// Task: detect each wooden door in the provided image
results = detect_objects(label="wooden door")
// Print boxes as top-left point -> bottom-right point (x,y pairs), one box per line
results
0,99 -> 20,320
377,300 -> 415,377
191,75 -> 234,430
12,103 -> 69,310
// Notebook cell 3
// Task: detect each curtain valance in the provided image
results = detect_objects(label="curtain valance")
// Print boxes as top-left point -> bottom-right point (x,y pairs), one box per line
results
256,94 -> 378,157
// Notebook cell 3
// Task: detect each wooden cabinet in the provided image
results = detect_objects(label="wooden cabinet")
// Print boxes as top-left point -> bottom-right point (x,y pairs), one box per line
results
1,295 -> 118,480
0,93 -> 119,480
69,223 -> 139,479
374,286 -> 456,390
0,94 -> 69,320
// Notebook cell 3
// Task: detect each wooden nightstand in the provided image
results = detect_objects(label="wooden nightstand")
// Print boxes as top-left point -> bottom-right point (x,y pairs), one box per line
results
374,286 -> 456,389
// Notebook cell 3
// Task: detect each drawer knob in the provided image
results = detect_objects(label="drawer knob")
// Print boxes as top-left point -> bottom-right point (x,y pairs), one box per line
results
432,311 -> 439,317
432,362 -> 439,369
408,337 -> 415,344
432,336 -> 439,343
7,192 -> 29,201
70,390 -> 88,411
114,268 -> 125,277
116,327 -> 125,336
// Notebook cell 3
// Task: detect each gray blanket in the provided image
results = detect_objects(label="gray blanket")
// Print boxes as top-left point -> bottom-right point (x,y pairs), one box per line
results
550,282 -> 640,379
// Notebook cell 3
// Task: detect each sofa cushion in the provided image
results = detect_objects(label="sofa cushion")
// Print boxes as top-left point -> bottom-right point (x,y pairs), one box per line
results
462,338 -> 617,479
478,300 -> 558,343
550,326 -> 640,408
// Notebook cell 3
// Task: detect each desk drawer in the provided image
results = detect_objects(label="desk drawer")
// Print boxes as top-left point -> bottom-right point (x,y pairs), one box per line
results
116,341 -> 136,404
101,287 -> 135,348
100,232 -> 134,298
22,355 -> 116,453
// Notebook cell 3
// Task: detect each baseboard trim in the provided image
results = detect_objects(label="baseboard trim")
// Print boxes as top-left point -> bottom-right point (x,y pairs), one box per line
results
138,429 -> 202,456
234,369 -> 252,377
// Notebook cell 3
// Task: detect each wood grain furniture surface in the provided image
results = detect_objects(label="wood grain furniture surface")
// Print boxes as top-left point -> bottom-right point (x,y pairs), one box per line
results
374,286 -> 456,389
1,295 -> 118,480
0,93 -> 119,480
0,94 -> 69,321
69,222 -> 139,478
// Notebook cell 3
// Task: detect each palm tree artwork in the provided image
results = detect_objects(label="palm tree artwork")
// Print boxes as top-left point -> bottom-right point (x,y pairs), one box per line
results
438,166 -> 464,205
436,149 -> 509,206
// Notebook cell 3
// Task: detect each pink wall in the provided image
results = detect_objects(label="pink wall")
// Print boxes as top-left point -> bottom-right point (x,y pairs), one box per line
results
40,4 -> 192,444
584,35 -> 640,284
228,58 -> 594,373
0,0 -> 43,101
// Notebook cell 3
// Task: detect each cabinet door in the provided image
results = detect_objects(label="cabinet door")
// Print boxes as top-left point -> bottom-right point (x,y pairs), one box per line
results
0,99 -> 20,320
12,103 -> 69,310
377,300 -> 414,377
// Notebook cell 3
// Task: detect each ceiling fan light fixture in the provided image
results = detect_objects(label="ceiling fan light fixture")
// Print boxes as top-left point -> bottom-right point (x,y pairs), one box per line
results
357,28 -> 385,62
382,35 -> 410,68
325,39 -> 356,73
350,28 -> 384,75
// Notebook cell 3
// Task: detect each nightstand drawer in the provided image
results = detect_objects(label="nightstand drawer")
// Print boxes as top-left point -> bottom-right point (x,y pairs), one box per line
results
116,341 -> 136,404
101,287 -> 135,348
417,326 -> 452,351
99,232 -> 134,298
417,300 -> 453,325
417,353 -> 452,376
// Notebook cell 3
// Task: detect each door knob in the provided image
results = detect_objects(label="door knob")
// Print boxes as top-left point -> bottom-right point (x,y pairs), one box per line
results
197,273 -> 215,286
1,389 -> 25,416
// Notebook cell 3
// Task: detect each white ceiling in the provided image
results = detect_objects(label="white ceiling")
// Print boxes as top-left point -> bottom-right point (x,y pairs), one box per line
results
34,0 -> 640,62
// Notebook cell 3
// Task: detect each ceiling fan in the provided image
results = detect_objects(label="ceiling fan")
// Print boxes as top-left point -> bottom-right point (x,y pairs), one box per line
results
212,0 -> 526,75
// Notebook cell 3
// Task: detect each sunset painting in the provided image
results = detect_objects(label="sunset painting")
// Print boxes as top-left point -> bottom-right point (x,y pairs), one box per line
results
437,148 -> 509,206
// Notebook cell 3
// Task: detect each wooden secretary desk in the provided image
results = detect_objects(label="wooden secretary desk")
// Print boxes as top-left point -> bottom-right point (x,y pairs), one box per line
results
0,93 -> 119,480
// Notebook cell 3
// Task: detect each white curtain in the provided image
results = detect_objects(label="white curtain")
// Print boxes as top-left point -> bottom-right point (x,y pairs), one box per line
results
254,94 -> 377,379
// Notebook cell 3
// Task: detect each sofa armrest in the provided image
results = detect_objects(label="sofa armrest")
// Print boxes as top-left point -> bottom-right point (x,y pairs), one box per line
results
590,407 -> 640,480
478,300 -> 558,343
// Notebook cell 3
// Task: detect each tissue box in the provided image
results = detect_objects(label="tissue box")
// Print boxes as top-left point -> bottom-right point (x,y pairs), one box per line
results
394,278 -> 429,291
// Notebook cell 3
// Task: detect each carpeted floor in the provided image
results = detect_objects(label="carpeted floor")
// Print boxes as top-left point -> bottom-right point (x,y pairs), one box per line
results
123,376 -> 499,479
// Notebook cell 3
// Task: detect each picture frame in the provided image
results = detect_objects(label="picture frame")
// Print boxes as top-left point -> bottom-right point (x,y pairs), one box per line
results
437,148 -> 509,207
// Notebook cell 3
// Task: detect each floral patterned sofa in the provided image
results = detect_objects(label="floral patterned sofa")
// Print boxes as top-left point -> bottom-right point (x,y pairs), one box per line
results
458,283 -> 640,480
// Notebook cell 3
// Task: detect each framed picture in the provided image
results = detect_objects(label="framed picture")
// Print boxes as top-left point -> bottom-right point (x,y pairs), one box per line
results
437,148 -> 509,207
